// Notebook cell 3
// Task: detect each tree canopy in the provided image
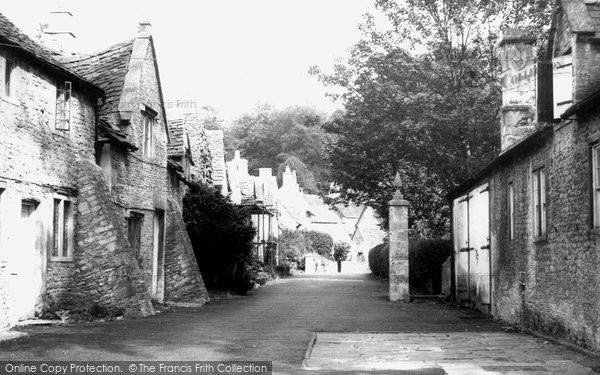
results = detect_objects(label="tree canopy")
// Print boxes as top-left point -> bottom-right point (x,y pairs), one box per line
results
225,105 -> 329,194
311,0 -> 552,238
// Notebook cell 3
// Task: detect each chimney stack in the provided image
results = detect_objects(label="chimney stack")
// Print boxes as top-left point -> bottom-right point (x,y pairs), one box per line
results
282,166 -> 299,191
497,29 -> 538,151
137,21 -> 152,38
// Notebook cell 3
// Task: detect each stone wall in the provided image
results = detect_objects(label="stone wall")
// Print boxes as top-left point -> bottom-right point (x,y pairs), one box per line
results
108,38 -> 170,301
488,111 -> 600,350
164,199 -> 209,305
0,48 -> 96,324
73,161 -> 154,317
574,36 -> 600,102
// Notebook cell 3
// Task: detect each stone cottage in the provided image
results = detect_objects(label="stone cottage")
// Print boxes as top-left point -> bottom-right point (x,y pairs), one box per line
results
0,13 -> 208,327
450,0 -> 600,350
226,151 -> 278,263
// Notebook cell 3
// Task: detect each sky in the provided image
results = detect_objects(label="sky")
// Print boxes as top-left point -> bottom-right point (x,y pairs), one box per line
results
0,0 -> 379,122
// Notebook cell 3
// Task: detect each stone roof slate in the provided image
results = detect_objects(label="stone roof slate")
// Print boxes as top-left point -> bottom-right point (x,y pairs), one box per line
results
0,12 -> 100,92
60,39 -> 134,117
334,203 -> 364,219
167,118 -> 186,158
304,194 -> 342,224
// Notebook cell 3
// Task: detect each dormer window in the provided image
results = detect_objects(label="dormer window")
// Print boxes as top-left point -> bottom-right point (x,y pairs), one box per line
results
552,55 -> 573,119
55,81 -> 72,131
142,109 -> 157,157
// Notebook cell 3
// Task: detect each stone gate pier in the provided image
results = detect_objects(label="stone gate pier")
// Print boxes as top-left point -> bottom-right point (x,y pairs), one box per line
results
389,173 -> 410,302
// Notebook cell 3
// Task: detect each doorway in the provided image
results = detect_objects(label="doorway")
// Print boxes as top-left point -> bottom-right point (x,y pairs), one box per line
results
152,210 -> 165,301
11,200 -> 43,320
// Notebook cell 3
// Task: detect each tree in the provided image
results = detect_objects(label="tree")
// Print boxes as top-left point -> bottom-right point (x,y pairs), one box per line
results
312,0 -> 553,238
199,106 -> 224,130
225,105 -> 329,193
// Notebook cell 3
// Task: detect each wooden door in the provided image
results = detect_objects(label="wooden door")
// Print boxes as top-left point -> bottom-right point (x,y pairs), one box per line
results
12,201 -> 42,320
453,198 -> 469,304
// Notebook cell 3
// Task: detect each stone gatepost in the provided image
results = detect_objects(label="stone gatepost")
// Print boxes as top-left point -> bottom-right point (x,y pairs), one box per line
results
389,172 -> 410,302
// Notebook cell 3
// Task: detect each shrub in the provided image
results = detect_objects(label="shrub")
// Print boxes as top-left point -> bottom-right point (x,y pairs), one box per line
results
183,182 -> 257,294
275,263 -> 292,277
368,239 -> 452,294
409,240 -> 452,294
334,241 -> 351,262
279,229 -> 309,265
278,229 -> 334,266
368,243 -> 389,278
304,230 -> 334,260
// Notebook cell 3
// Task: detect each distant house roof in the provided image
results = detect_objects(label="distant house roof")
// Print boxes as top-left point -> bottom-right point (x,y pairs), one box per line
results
60,39 -> 134,118
304,194 -> 342,224
333,203 -> 364,219
206,130 -> 227,187
0,12 -> 101,93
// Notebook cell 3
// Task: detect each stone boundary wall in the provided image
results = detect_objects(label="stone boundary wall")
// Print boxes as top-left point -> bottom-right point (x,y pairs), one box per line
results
73,160 -> 154,318
164,199 -> 209,305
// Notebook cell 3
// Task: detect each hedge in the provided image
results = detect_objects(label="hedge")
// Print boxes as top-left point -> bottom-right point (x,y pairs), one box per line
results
368,243 -> 389,278
368,240 -> 452,294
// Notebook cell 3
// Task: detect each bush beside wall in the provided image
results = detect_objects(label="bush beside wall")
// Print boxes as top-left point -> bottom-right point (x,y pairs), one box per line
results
368,243 -> 389,278
279,229 -> 334,268
368,240 -> 452,294
183,183 -> 256,294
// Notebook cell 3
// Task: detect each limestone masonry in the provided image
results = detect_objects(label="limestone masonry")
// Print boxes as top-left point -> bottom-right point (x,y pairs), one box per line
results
451,0 -> 600,351
0,12 -> 209,326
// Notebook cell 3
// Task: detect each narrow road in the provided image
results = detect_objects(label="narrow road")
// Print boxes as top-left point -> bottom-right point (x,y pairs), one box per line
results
0,273 -> 598,374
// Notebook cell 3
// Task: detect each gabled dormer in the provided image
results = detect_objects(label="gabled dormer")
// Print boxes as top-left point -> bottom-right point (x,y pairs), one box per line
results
550,0 -> 600,118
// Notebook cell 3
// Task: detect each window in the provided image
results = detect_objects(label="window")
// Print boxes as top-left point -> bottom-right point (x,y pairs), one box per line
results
55,81 -> 72,131
533,168 -> 547,238
4,59 -> 15,97
592,144 -> 600,228
52,198 -> 74,259
142,113 -> 155,157
508,183 -> 515,241
127,213 -> 143,262
552,54 -> 573,119
0,183 -> 4,249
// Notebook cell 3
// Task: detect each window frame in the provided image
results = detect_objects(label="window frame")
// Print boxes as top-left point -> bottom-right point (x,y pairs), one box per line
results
51,195 -> 75,261
508,182 -> 515,241
0,182 -> 5,251
141,110 -> 156,158
532,167 -> 547,240
592,143 -> 600,229
55,81 -> 72,131
127,211 -> 144,263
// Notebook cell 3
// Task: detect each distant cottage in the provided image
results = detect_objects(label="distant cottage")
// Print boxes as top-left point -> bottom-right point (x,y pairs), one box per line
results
450,0 -> 600,350
0,13 -> 209,326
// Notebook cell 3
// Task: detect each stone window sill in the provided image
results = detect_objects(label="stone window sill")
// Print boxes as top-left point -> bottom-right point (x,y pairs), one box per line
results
533,236 -> 548,244
51,257 -> 73,263
52,129 -> 71,140
1,96 -> 19,107
590,229 -> 600,236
